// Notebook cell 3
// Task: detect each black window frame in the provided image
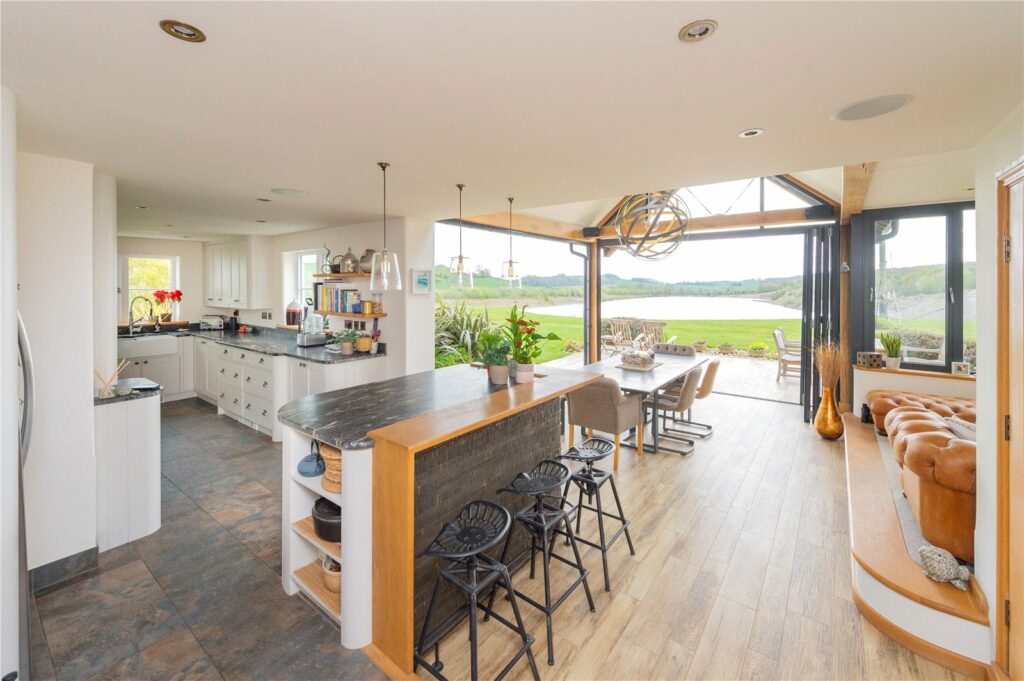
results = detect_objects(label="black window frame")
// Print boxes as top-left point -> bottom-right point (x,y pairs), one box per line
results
849,201 -> 975,374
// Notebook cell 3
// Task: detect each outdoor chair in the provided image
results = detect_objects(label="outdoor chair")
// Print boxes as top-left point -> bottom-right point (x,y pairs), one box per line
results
567,377 -> 643,470
607,319 -> 641,355
773,328 -> 801,381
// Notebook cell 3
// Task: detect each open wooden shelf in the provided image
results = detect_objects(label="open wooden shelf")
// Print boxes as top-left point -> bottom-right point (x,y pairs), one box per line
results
292,516 -> 341,560
313,272 -> 370,279
324,311 -> 388,319
290,471 -> 342,506
293,560 -> 341,619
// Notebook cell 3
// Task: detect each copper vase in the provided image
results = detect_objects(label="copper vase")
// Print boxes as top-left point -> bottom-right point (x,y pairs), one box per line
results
814,387 -> 844,440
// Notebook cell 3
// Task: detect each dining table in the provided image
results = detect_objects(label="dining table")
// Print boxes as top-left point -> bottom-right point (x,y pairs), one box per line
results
580,352 -> 708,455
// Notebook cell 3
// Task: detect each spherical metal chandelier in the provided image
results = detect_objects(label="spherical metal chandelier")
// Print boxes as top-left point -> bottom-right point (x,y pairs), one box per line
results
614,191 -> 690,260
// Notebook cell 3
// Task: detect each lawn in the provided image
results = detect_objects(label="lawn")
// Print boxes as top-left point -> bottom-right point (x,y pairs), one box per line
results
460,302 -> 801,364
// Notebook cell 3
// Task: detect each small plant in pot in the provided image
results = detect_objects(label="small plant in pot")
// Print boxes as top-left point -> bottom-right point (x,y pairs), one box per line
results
505,304 -> 559,384
354,332 -> 373,353
693,340 -> 707,352
718,342 -> 736,355
880,332 -> 903,369
479,328 -> 511,385
332,329 -> 358,356
748,341 -> 767,358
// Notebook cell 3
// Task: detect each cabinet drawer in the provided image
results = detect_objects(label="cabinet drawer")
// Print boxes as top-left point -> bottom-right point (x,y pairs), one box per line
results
236,349 -> 271,369
218,385 -> 243,415
215,344 -> 234,362
217,360 -> 243,388
243,367 -> 273,400
243,394 -> 274,430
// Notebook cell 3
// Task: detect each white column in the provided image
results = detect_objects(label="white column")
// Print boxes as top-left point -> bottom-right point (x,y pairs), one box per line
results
0,85 -> 21,681
93,174 -> 117,374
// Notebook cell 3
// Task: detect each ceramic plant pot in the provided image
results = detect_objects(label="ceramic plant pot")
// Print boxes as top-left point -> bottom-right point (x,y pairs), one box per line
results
340,342 -> 354,356
884,357 -> 902,370
355,337 -> 372,352
693,341 -> 707,352
814,387 -> 844,440
321,556 -> 341,593
487,364 -> 510,385
515,363 -> 535,384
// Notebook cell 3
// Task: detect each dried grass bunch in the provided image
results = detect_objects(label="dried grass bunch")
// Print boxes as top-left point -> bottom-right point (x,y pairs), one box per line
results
815,342 -> 845,389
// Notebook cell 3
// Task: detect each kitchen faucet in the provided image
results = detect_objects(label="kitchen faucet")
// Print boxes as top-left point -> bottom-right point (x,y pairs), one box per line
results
128,296 -> 154,336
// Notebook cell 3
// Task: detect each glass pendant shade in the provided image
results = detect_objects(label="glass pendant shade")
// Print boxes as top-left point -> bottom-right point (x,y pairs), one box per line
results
448,254 -> 473,289
369,248 -> 401,293
500,259 -> 521,288
370,161 -> 401,293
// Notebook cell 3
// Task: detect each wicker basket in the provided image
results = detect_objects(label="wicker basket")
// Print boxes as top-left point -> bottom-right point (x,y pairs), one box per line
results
320,443 -> 342,494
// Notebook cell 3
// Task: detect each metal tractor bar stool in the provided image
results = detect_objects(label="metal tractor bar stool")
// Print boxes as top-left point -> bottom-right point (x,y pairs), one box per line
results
556,437 -> 635,592
485,459 -> 596,666
415,500 -> 540,681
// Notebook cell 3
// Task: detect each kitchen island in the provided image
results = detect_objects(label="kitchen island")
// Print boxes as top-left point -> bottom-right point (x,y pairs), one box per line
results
277,364 -> 600,677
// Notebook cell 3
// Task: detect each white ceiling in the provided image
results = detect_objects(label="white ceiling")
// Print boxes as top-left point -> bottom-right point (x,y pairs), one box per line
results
3,1 -> 1020,239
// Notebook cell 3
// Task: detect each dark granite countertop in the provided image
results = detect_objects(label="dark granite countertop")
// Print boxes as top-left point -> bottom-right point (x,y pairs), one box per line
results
170,327 -> 386,365
277,364 -> 591,450
94,378 -> 163,406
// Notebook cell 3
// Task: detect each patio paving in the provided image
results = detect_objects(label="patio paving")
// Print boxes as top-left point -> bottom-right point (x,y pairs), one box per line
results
546,351 -> 801,404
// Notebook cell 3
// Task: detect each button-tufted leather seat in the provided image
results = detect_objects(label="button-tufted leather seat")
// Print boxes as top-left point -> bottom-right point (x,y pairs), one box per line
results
866,391 -> 976,563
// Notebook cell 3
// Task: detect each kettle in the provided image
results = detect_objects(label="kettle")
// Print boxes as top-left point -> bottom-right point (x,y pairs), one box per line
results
333,247 -> 359,274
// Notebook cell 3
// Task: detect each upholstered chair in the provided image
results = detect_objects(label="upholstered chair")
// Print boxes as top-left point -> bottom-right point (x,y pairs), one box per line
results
643,368 -> 703,454
567,378 -> 643,470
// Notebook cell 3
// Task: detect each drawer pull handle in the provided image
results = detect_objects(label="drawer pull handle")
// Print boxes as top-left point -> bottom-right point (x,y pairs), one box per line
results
233,373 -> 239,379
262,381 -> 269,388
258,358 -> 265,364
246,376 -> 252,382
261,409 -> 268,417
233,398 -> 239,404
240,353 -> 246,359
220,392 -> 225,398
220,368 -> 225,374
246,403 -> 251,409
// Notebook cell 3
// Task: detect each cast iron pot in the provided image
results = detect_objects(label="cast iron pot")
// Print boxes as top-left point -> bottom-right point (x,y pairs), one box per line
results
312,497 -> 341,543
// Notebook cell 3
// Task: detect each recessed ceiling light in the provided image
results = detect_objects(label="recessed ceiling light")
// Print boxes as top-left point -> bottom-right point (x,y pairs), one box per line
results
678,19 -> 718,43
159,20 -> 206,43
136,205 -> 148,209
738,128 -> 764,138
256,197 -> 272,202
270,188 -> 308,197
163,224 -> 174,227
256,219 -> 268,223
966,187 -> 975,192
832,94 -> 914,122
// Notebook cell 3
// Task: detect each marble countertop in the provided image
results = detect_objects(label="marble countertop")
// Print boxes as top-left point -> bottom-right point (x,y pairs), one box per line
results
174,327 -> 386,365
94,378 -> 163,406
277,363 -> 596,450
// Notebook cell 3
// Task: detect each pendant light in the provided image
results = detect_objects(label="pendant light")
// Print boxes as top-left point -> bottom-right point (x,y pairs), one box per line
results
448,183 -> 473,289
500,196 -> 522,289
369,162 -> 402,293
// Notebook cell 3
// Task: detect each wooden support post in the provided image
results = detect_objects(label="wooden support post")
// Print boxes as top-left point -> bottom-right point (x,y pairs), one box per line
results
588,240 -> 600,364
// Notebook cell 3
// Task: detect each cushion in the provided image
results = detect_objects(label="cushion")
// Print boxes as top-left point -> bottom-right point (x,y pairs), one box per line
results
944,416 -> 977,442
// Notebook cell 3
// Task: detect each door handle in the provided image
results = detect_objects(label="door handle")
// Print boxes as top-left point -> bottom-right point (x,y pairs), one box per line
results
949,287 -> 955,304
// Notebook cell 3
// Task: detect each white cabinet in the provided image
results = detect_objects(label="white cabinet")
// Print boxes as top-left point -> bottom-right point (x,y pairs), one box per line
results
179,336 -> 194,394
120,359 -> 143,379
287,356 -> 385,402
194,338 -> 214,398
203,237 -> 271,309
140,355 -> 181,395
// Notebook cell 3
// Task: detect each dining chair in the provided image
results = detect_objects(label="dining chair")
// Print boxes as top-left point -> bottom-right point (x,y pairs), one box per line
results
672,359 -> 720,439
642,368 -> 702,454
567,377 -> 643,470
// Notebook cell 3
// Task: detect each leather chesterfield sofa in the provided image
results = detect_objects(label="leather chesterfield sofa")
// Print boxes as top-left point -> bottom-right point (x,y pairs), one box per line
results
866,391 -> 977,563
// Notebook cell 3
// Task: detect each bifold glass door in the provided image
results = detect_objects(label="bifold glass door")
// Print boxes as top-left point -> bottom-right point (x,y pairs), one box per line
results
850,202 -> 974,374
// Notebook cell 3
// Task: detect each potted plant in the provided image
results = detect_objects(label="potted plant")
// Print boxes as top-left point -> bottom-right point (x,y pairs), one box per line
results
332,329 -> 358,356
880,332 -> 902,369
152,288 -> 182,323
355,332 -> 372,353
505,304 -> 559,384
693,340 -> 707,352
749,341 -> 767,358
718,342 -> 736,355
479,328 -> 511,385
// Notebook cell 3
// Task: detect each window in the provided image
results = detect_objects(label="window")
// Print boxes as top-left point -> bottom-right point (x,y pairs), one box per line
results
119,255 -> 178,322
296,251 -> 323,305
851,202 -> 974,372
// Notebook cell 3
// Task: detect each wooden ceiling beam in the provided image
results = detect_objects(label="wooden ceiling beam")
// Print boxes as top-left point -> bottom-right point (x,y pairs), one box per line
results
462,212 -> 588,241
840,162 -> 878,225
596,205 -> 835,240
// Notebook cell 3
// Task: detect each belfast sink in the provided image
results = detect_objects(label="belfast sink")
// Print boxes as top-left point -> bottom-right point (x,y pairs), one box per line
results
117,335 -> 177,359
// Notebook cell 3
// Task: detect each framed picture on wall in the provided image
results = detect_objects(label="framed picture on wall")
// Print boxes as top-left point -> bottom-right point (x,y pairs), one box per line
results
411,269 -> 432,295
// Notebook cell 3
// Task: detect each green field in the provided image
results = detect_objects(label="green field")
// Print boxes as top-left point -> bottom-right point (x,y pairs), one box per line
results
461,302 -> 800,364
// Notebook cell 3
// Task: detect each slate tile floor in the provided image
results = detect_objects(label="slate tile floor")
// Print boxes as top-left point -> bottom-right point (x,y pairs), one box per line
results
31,398 -> 384,681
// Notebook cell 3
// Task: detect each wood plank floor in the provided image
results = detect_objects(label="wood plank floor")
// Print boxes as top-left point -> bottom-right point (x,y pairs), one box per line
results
415,394 -> 973,681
